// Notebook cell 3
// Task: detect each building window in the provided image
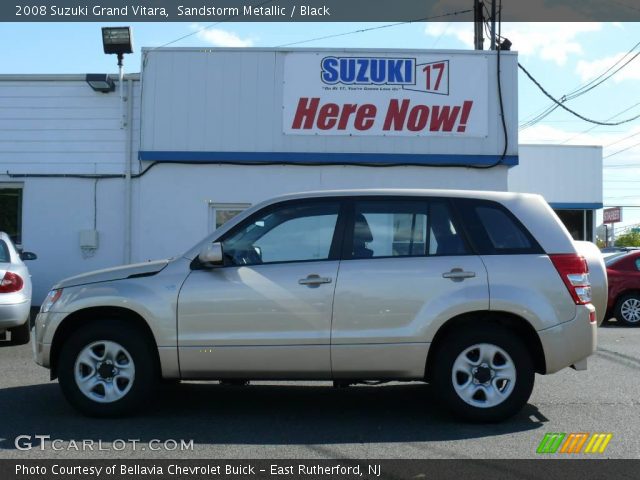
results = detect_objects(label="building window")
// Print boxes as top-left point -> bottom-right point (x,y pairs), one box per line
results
0,186 -> 23,245
208,203 -> 251,232
554,209 -> 594,242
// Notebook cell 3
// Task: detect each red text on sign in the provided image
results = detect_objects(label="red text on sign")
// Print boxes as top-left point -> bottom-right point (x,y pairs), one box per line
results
291,97 -> 474,133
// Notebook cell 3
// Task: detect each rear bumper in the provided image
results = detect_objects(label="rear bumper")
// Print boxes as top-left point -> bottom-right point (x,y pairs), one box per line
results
0,301 -> 30,330
539,304 -> 597,374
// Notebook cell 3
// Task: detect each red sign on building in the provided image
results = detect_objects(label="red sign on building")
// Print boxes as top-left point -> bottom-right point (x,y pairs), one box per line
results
603,207 -> 622,224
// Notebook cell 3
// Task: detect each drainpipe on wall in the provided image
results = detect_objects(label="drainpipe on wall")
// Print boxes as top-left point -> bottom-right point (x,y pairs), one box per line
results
124,78 -> 134,264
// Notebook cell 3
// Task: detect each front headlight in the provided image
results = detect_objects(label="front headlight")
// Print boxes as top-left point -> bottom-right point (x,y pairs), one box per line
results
40,289 -> 63,313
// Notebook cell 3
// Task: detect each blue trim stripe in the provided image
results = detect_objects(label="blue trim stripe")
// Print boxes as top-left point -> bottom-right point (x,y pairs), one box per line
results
549,202 -> 603,210
138,151 -> 518,167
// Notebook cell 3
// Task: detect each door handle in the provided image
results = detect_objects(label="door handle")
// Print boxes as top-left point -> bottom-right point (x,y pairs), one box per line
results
298,274 -> 332,287
442,268 -> 476,281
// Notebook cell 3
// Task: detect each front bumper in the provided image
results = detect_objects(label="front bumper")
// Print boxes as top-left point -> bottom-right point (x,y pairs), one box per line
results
32,310 -> 66,369
0,301 -> 30,330
538,303 -> 597,374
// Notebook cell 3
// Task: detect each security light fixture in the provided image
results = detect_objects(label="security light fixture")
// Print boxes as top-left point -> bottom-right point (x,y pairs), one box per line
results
99,26 -> 133,128
499,38 -> 512,51
85,74 -> 115,93
102,27 -> 133,66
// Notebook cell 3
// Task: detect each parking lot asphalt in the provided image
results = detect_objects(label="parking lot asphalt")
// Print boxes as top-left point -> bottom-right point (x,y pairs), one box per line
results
0,322 -> 638,459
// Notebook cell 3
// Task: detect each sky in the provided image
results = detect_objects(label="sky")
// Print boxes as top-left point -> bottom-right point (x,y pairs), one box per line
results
1,21 -> 639,234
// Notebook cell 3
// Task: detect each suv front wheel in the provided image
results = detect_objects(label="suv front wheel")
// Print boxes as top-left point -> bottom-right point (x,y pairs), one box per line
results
58,320 -> 158,417
432,325 -> 535,422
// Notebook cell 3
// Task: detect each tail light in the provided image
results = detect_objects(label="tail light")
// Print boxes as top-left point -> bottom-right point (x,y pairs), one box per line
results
550,254 -> 592,305
0,271 -> 24,293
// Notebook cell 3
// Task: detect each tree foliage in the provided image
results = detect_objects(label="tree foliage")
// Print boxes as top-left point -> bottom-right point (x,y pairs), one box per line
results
615,231 -> 640,247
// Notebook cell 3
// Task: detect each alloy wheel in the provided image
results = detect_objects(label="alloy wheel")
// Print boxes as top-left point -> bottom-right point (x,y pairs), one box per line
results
451,343 -> 516,408
74,340 -> 135,403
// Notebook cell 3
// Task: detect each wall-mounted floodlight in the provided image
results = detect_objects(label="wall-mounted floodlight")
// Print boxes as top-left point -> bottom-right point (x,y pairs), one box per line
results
102,27 -> 134,67
100,26 -> 134,129
499,38 -> 512,51
85,74 -> 115,93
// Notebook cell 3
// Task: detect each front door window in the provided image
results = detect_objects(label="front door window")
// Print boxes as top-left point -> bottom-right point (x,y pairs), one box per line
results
222,202 -> 340,265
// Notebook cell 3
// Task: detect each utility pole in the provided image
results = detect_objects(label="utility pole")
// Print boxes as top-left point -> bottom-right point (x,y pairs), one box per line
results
490,0 -> 497,50
473,0 -> 485,50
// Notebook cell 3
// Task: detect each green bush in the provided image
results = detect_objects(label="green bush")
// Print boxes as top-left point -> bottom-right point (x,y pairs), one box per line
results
615,231 -> 640,247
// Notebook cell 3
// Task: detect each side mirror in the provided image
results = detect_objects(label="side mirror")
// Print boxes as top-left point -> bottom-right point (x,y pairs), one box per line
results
20,251 -> 37,261
198,242 -> 223,266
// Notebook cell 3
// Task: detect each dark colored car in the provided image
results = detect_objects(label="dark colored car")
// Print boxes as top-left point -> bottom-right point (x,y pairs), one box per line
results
606,251 -> 640,326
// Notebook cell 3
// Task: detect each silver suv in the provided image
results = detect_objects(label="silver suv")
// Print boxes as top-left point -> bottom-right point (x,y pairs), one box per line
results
33,190 -> 606,422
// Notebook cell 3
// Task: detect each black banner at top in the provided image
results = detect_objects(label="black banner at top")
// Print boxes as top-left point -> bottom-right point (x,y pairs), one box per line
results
4,0 -> 640,22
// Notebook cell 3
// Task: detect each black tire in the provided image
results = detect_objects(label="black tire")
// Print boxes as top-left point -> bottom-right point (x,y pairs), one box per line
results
57,320 -> 158,417
8,321 -> 30,346
432,325 -> 535,423
614,293 -> 640,327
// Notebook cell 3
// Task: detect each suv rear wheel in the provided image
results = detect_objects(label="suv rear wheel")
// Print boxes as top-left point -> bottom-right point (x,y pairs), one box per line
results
432,325 -> 535,422
58,320 -> 158,417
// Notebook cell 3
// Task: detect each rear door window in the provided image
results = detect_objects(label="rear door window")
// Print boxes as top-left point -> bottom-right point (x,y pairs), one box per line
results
346,199 -> 469,259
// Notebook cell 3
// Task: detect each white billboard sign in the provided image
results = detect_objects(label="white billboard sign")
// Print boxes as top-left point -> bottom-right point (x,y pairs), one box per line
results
283,52 -> 489,137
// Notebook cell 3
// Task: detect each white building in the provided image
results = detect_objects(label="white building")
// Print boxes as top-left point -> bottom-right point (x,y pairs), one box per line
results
0,48 -> 601,304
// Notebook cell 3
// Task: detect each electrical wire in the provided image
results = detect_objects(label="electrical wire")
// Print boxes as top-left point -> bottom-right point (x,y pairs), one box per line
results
495,0 -> 508,166
605,129 -> 640,148
604,140 -> 640,159
563,43 -> 640,101
560,100 -> 640,144
150,0 -> 275,51
274,9 -> 473,48
519,40 -> 640,129
519,62 -> 640,126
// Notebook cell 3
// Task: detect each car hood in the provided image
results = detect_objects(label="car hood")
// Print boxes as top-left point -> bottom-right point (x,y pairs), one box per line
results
54,259 -> 171,289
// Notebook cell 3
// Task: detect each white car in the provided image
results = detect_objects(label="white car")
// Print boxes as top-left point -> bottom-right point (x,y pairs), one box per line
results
0,232 -> 36,345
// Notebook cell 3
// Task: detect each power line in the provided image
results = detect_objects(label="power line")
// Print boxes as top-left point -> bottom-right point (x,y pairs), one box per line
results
604,140 -> 640,158
605,129 -> 640,148
149,0 -> 275,51
274,9 -> 473,47
519,40 -> 640,129
564,43 -> 640,100
560,100 -> 640,144
519,62 -> 640,126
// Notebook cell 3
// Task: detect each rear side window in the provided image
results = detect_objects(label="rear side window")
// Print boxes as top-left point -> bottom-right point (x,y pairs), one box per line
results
453,199 -> 543,255
476,206 -> 532,250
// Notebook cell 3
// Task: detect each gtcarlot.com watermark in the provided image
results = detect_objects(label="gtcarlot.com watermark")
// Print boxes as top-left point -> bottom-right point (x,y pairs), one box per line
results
15,435 -> 194,452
